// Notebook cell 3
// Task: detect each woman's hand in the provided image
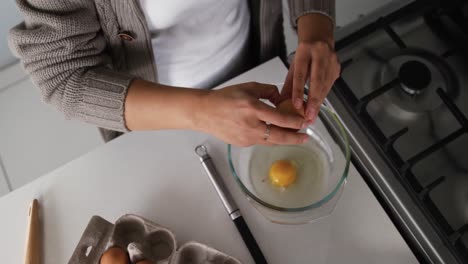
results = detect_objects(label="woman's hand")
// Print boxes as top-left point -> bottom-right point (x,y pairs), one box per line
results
197,82 -> 309,147
125,80 -> 308,147
282,13 -> 340,123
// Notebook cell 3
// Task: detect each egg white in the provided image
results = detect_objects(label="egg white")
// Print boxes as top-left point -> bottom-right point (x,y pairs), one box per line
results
249,145 -> 330,208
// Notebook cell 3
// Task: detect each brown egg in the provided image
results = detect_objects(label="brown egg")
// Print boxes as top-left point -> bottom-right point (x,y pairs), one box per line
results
100,247 -> 129,264
277,99 -> 305,118
136,260 -> 153,264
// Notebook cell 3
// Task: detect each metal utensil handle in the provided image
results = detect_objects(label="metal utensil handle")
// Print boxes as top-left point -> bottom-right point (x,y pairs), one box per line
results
195,145 -> 240,219
234,216 -> 268,264
195,145 -> 268,264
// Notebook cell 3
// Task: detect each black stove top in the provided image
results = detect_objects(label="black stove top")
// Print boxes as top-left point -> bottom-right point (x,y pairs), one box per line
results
330,0 -> 468,262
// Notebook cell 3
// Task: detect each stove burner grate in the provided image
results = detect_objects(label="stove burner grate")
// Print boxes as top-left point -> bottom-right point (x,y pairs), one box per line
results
334,1 -> 468,262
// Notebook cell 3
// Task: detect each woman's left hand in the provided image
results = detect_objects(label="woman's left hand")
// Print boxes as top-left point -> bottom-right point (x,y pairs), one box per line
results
281,13 -> 341,123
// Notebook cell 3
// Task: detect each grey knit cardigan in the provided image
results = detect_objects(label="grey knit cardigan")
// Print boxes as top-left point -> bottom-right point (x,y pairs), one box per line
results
9,0 -> 335,141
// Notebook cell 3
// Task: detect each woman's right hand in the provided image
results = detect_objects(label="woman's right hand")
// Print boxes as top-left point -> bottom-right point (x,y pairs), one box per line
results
197,82 -> 309,147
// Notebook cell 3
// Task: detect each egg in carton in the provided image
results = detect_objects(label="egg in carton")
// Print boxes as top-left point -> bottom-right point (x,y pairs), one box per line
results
68,214 -> 242,264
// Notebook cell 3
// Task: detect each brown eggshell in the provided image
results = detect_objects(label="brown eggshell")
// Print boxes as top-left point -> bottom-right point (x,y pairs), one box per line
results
100,247 -> 129,264
277,99 -> 305,118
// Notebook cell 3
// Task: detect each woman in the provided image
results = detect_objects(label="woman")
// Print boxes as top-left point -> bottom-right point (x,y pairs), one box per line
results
9,0 -> 339,146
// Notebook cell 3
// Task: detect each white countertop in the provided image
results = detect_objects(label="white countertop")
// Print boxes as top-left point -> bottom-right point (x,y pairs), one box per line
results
0,58 -> 417,264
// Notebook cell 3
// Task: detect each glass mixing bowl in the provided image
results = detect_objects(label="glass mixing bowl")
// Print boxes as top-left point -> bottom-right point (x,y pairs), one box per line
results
228,105 -> 350,224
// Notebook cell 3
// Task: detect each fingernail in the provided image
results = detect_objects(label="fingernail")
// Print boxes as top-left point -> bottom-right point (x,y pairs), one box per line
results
301,121 -> 308,129
294,98 -> 303,109
306,108 -> 316,120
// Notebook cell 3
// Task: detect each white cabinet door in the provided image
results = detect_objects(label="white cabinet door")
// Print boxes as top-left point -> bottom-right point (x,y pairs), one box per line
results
0,65 -> 103,191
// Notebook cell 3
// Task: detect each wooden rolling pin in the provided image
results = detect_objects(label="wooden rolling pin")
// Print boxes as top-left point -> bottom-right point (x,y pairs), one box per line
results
24,199 -> 41,264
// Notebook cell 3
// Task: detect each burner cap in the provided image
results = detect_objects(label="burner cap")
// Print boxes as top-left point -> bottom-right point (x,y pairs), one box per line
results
379,48 -> 459,113
399,60 -> 432,95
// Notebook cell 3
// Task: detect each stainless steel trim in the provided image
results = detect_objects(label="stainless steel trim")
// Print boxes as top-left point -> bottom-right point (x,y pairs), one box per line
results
196,145 -> 239,216
324,91 -> 460,263
230,210 -> 242,220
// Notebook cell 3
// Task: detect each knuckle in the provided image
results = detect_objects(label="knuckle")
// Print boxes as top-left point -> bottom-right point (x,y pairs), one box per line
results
312,41 -> 328,51
297,42 -> 309,51
310,79 -> 323,90
245,98 -> 256,106
294,71 -> 306,81
238,98 -> 256,109
308,97 -> 321,107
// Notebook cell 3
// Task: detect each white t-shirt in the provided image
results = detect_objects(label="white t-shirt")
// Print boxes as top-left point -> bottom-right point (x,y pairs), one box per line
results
139,0 -> 250,88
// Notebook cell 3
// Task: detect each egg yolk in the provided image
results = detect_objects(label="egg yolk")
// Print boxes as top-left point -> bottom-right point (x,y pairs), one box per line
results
269,160 -> 297,187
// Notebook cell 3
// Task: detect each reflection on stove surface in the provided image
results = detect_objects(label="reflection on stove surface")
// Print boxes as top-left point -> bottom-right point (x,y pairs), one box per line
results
337,3 -> 468,260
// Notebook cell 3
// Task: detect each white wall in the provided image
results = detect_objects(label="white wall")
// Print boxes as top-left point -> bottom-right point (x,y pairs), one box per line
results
0,0 -> 22,69
0,64 -> 103,197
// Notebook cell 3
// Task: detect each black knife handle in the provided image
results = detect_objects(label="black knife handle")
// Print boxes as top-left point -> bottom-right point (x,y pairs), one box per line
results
233,216 -> 268,264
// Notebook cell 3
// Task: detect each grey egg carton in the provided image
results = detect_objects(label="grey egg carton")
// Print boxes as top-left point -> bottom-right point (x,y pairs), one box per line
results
68,214 -> 242,264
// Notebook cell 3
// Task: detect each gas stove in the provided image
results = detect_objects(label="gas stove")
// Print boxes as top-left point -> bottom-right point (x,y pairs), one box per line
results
325,0 -> 468,263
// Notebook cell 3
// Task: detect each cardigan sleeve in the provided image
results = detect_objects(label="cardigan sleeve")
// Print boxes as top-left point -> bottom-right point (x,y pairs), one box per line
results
287,0 -> 335,29
8,0 -> 135,132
